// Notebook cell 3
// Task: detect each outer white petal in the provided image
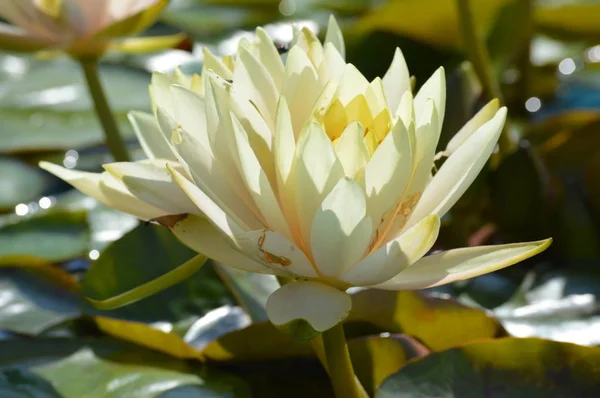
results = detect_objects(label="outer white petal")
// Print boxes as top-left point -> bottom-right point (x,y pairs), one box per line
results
396,90 -> 415,128
167,116 -> 264,231
233,46 -> 278,130
413,67 -> 446,132
229,92 -> 274,184
168,164 -> 247,239
295,122 -> 345,251
342,215 -> 440,286
282,46 -> 322,137
39,161 -> 164,220
149,72 -> 176,116
203,74 -> 265,222
230,113 -> 292,239
254,27 -> 285,91
266,281 -> 351,336
128,111 -> 175,161
238,230 -> 318,278
310,178 -> 373,277
169,85 -> 211,155
171,216 -> 272,274
103,160 -> 199,216
324,15 -> 345,59
335,121 -> 369,178
374,239 -> 552,290
407,107 -> 507,226
382,47 -> 411,114
382,100 -> 437,241
446,99 -> 500,155
365,116 -> 414,232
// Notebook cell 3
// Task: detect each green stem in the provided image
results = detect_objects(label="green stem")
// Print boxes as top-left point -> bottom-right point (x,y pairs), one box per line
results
322,323 -> 368,398
456,0 -> 512,156
516,0 -> 534,108
78,59 -> 131,162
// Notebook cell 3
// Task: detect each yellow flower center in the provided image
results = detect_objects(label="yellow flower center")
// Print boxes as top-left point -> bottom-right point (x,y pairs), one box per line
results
322,94 -> 392,156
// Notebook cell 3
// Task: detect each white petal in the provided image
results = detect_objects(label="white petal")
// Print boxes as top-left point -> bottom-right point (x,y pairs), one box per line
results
374,239 -> 552,290
230,113 -> 292,239
342,215 -> 440,286
413,67 -> 445,132
336,64 -> 369,105
238,230 -> 318,278
295,122 -> 345,251
266,281 -> 351,335
273,98 -> 301,241
318,42 -> 345,85
39,161 -> 164,221
324,15 -> 345,59
201,48 -> 233,81
335,121 -> 369,178
170,85 -> 211,155
229,91 -> 275,185
168,164 -> 247,239
128,111 -> 175,161
171,215 -> 272,274
282,46 -> 322,137
103,160 -> 198,216
254,27 -> 285,91
407,108 -> 507,226
382,100 -> 437,240
168,118 -> 264,231
365,77 -> 389,115
382,48 -> 410,114
365,116 -> 414,232
446,99 -> 500,155
149,72 -> 176,116
233,46 -> 278,130
292,27 -> 323,67
203,75 -> 264,220
396,90 -> 415,128
310,178 -> 373,277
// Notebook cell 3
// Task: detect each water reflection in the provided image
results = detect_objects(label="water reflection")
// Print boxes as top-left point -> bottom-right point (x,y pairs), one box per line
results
63,149 -> 79,169
14,203 -> 28,216
88,250 -> 100,260
558,58 -> 576,75
525,97 -> 542,113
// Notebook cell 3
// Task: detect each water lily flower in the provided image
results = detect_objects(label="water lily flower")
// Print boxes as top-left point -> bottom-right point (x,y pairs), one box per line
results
40,16 -> 551,338
0,0 -> 181,57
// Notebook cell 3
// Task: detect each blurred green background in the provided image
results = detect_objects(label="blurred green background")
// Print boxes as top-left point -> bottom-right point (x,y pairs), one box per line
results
1,0 -> 600,397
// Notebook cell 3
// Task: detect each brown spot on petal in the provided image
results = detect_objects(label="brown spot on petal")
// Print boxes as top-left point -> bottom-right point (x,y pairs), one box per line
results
258,233 -> 292,266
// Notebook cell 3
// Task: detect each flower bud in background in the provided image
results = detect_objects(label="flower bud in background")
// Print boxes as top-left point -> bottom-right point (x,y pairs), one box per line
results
40,16 -> 551,339
0,0 -> 183,58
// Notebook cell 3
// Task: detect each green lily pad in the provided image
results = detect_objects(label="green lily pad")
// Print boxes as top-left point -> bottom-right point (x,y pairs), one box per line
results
0,368 -> 62,398
349,335 -> 430,396
0,338 -> 249,398
0,54 -> 150,154
0,157 -> 55,212
376,337 -> 600,397
348,289 -> 506,350
82,224 -> 233,323
0,269 -> 80,335
0,210 -> 90,263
